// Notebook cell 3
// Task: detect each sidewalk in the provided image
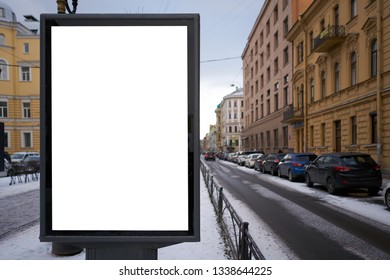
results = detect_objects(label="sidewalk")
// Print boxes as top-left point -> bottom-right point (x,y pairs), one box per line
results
0,175 -> 229,260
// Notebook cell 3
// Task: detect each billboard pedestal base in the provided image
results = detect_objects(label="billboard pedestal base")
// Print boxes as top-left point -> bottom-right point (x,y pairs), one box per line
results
86,247 -> 157,260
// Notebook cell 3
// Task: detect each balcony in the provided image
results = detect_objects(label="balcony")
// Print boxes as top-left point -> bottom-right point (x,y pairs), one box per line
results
283,105 -> 303,123
313,25 -> 346,53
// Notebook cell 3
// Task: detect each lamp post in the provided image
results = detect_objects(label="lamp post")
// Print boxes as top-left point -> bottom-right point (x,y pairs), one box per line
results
51,0 -> 83,257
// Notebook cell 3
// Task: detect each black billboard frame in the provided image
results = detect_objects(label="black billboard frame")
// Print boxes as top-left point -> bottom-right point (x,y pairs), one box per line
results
40,13 -> 200,250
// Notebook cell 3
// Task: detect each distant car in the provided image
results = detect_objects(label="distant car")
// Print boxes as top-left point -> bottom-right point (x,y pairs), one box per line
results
262,153 -> 286,175
237,151 -> 256,166
383,185 -> 390,209
278,153 -> 318,182
204,152 -> 216,161
305,152 -> 382,195
245,153 -> 263,168
254,154 -> 269,171
23,155 -> 40,173
11,152 -> 39,163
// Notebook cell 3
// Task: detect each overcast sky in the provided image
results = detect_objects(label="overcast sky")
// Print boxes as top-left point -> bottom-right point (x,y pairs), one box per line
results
5,0 -> 265,138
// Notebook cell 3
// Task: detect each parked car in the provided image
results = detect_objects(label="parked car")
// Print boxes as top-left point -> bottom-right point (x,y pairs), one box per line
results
204,152 -> 216,161
262,153 -> 286,175
305,152 -> 382,195
237,151 -> 257,166
278,153 -> 318,182
254,154 -> 269,171
245,153 -> 263,168
11,151 -> 39,163
383,184 -> 390,209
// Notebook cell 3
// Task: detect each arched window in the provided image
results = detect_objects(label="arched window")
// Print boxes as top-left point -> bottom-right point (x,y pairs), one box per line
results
371,39 -> 377,77
0,34 -> 5,45
351,52 -> 357,86
0,59 -> 8,80
335,63 -> 340,92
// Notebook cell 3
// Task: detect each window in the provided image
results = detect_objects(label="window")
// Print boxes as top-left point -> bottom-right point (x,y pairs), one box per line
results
260,31 -> 264,46
370,112 -> 377,144
0,59 -> 8,80
22,132 -> 32,148
321,123 -> 326,146
309,126 -> 314,147
266,131 -> 271,147
335,63 -> 340,92
283,126 -> 288,147
266,43 -> 270,58
310,78 -> 315,103
297,42 -> 304,63
0,101 -> 7,118
266,19 -> 270,36
371,39 -> 377,77
20,66 -> 31,81
267,66 -> 271,82
321,71 -> 326,98
283,17 -> 289,36
334,5 -> 339,26
273,5 -> 278,24
23,102 -> 31,118
274,31 -> 279,50
320,19 -> 326,32
351,52 -> 357,86
0,34 -> 5,45
274,129 -> 279,147
274,93 -> 279,111
351,116 -> 357,145
309,32 -> 314,52
260,132 -> 264,148
283,46 -> 289,65
23,43 -> 30,53
274,57 -> 279,75
4,131 -> 9,148
267,99 -> 270,115
351,0 -> 357,18
283,87 -> 289,107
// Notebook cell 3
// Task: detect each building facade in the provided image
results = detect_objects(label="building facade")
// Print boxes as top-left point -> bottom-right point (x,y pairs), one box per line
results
285,0 -> 390,172
214,102 -> 222,151
241,0 -> 312,153
0,1 -> 40,155
220,87 -> 244,152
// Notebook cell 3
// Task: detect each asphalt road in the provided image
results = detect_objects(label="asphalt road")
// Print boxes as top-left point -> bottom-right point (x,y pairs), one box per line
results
205,159 -> 390,260
0,189 -> 39,240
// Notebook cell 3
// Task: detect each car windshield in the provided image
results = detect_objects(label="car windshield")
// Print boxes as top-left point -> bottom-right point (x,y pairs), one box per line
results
296,155 -> 317,162
11,154 -> 24,160
340,155 -> 376,166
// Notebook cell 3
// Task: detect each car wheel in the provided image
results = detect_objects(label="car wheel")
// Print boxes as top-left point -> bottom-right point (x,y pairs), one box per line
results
305,173 -> 313,188
326,177 -> 337,195
288,170 -> 295,182
368,187 -> 380,196
385,189 -> 390,209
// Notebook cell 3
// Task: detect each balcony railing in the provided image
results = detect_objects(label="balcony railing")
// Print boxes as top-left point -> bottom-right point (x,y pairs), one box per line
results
283,104 -> 303,123
314,25 -> 346,52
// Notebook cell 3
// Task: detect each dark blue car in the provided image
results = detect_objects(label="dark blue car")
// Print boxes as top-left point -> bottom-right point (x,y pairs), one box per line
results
277,153 -> 318,182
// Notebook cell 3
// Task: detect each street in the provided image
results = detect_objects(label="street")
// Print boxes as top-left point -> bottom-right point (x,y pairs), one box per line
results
0,189 -> 39,240
204,158 -> 390,259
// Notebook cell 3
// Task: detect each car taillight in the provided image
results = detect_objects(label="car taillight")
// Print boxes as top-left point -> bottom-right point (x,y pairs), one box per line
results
292,162 -> 303,167
274,159 -> 279,163
335,166 -> 351,172
373,165 -> 381,171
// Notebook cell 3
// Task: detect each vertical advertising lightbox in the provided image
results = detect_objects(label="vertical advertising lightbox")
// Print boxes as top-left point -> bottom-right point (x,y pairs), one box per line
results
40,14 -> 200,245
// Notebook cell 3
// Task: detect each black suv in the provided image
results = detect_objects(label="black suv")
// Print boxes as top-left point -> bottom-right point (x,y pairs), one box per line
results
305,152 -> 382,195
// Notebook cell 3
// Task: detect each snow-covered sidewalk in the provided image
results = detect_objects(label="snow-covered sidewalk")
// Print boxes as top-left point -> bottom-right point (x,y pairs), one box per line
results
0,174 -> 229,260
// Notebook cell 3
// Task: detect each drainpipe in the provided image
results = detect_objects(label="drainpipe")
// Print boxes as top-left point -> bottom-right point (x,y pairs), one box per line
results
298,16 -> 308,153
376,0 -> 383,165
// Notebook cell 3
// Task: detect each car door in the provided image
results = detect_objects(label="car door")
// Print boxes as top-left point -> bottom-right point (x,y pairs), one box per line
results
309,156 -> 324,183
317,156 -> 335,185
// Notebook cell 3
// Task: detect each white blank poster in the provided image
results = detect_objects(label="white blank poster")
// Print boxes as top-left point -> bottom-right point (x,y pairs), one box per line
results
51,26 -> 188,231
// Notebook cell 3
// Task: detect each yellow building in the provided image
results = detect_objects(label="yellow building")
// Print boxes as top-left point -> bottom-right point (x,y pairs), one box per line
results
0,2 -> 40,155
285,0 -> 390,172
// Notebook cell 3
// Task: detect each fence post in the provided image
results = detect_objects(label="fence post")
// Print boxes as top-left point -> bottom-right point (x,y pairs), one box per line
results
210,176 -> 214,195
239,222 -> 250,260
218,187 -> 223,216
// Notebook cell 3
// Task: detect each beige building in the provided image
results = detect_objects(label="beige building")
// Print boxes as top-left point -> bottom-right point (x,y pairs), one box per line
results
241,0 -> 312,153
0,1 -> 40,155
220,87 -> 244,152
285,0 -> 390,172
214,102 -> 222,151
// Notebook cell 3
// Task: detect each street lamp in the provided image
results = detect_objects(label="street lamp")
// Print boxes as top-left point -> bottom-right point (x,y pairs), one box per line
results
57,0 -> 78,14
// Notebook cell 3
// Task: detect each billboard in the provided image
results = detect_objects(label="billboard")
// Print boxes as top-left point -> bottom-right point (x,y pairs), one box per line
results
40,14 -> 200,245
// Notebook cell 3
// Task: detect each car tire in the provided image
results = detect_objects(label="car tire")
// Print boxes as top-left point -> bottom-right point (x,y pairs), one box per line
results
368,187 -> 380,196
305,173 -> 313,188
326,177 -> 337,195
288,170 -> 295,182
385,189 -> 390,209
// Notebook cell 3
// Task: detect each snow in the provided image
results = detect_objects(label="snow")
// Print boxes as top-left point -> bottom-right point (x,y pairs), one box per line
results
0,174 -> 229,260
